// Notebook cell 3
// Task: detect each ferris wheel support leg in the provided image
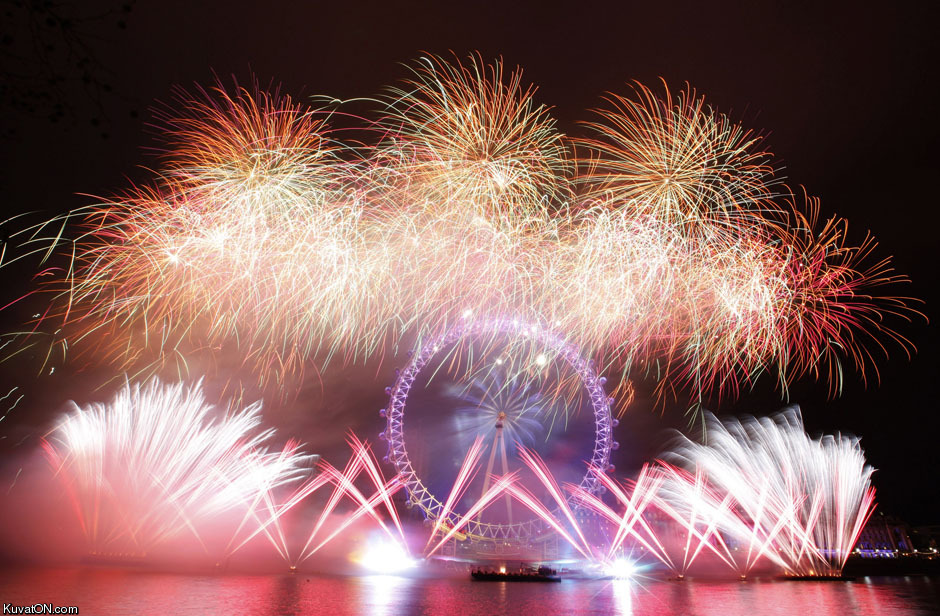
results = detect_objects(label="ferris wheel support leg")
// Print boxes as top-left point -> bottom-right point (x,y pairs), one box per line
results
499,431 -> 513,524
479,433 -> 500,521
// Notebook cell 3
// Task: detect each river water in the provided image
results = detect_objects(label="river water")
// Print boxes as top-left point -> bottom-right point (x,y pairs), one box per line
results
1,568 -> 937,615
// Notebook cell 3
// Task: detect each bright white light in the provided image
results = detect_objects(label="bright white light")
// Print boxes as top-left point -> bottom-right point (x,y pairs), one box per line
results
359,538 -> 416,575
535,353 -> 548,367
605,558 -> 638,579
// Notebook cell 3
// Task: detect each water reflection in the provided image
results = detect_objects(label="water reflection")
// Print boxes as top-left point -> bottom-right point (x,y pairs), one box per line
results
0,568 -> 937,616
359,574 -> 415,616
611,579 -> 633,615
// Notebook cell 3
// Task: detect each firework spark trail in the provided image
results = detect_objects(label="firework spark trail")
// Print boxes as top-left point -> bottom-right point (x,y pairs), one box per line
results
37,390 -> 879,577
299,471 -> 404,561
346,434 -> 408,544
41,379 -> 314,554
767,197 -> 915,397
550,207 -> 712,384
655,459 -> 793,575
515,446 -> 595,558
571,464 -> 675,569
218,445 -> 299,561
371,185 -> 553,355
425,472 -> 520,557
295,446 -> 367,562
296,437 -> 408,564
423,435 -> 486,552
498,481 -> 592,561
224,446 -> 329,562
555,78 -> 916,403
652,462 -> 742,575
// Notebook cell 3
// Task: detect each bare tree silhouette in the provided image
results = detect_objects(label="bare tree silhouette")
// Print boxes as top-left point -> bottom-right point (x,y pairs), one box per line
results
1,0 -> 137,139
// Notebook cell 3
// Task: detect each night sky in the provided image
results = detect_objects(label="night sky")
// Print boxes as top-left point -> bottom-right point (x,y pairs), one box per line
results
1,0 -> 937,529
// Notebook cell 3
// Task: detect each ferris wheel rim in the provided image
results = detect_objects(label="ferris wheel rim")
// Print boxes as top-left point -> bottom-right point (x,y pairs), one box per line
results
381,316 -> 615,542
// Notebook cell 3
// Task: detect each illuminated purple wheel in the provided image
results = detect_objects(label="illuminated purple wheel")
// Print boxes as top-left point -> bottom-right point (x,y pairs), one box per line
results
379,316 -> 616,542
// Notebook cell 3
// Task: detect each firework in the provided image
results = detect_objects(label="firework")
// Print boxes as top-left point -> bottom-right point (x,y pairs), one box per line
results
377,53 -> 571,230
564,407 -> 876,578
666,407 -> 877,576
552,194 -> 914,403
0,60 -> 915,409
155,82 -> 345,200
769,197 -> 915,396
575,80 -> 778,229
224,452 -> 333,563
15,82 -> 384,393
365,53 -> 572,345
550,207 -> 688,362
38,399 -> 879,579
42,379 -> 314,554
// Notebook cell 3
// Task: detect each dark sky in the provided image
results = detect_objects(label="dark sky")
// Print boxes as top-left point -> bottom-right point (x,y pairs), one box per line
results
0,1 -> 937,524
